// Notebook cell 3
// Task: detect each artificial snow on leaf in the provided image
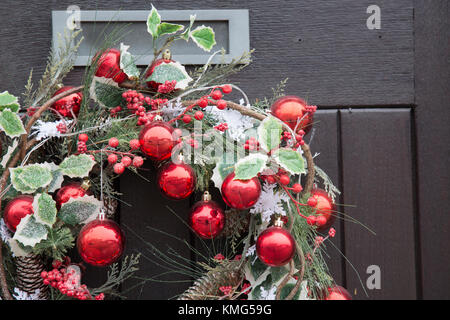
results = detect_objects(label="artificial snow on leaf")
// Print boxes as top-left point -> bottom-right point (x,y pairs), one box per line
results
234,154 -> 268,180
120,43 -> 140,80
190,25 -> 216,52
13,215 -> 48,248
157,22 -> 184,37
89,76 -> 124,109
0,109 -> 26,138
10,168 -> 35,194
272,148 -> 305,175
0,138 -> 18,168
257,116 -> 283,152
10,163 -> 53,193
7,239 -> 32,258
146,4 -> 161,38
59,154 -> 95,178
145,61 -> 193,90
0,91 -> 20,112
58,195 -> 102,225
32,193 -> 57,227
46,162 -> 64,193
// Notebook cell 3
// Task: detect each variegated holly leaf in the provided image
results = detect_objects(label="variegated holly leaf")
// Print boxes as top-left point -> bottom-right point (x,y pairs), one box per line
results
58,195 -> 102,225
120,43 -> 140,80
181,14 -> 196,41
13,215 -> 48,247
258,116 -> 283,152
89,76 -> 124,109
211,155 -> 237,188
157,22 -> 184,37
190,25 -> 216,52
0,109 -> 26,138
32,193 -> 57,227
10,168 -> 35,194
146,4 -> 161,38
46,162 -> 64,193
10,163 -> 53,193
0,138 -> 19,168
8,239 -> 32,257
234,154 -> 268,180
59,154 -> 95,178
272,148 -> 305,175
145,61 -> 193,90
0,91 -> 20,112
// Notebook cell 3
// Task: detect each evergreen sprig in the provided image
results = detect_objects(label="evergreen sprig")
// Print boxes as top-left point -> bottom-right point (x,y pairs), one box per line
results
32,227 -> 75,261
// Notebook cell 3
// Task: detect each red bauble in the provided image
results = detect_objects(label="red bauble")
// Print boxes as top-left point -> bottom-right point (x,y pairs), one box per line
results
51,86 -> 83,118
54,182 -> 91,210
309,188 -> 336,231
139,121 -> 175,161
94,48 -> 128,83
324,286 -> 352,300
221,172 -> 261,210
3,195 -> 34,232
256,226 -> 295,267
77,219 -> 125,267
189,194 -> 225,239
270,95 -> 313,134
157,161 -> 196,200
145,50 -> 174,90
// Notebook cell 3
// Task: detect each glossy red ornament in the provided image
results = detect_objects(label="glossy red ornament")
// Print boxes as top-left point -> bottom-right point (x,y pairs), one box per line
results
139,121 -> 175,161
94,48 -> 128,83
145,49 -> 174,90
309,188 -> 336,231
324,286 -> 352,300
157,161 -> 196,200
77,219 -> 125,267
3,195 -> 34,232
270,95 -> 313,134
189,193 -> 225,239
221,172 -> 261,210
256,226 -> 295,267
54,182 -> 91,210
51,86 -> 83,118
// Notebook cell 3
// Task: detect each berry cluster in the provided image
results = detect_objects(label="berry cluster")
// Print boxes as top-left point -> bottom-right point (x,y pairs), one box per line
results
244,137 -> 260,151
214,123 -> 228,132
106,137 -> 144,175
305,105 -> 317,113
77,134 -> 89,153
157,80 -> 177,94
56,122 -> 67,134
121,90 -> 169,126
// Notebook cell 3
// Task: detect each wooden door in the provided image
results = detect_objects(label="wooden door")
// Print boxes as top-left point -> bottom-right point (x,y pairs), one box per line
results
0,0 -> 448,300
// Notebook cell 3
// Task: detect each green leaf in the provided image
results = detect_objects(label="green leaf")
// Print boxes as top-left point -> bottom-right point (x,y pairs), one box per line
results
146,61 -> 193,90
8,238 -> 32,257
181,14 -> 196,41
32,193 -> 57,227
13,215 -> 48,247
257,116 -> 282,152
10,163 -> 53,193
1,139 -> 19,168
120,43 -> 140,80
59,154 -> 95,178
211,155 -> 237,188
146,4 -> 161,38
89,76 -> 125,109
249,256 -> 269,281
46,163 -> 64,193
32,227 -> 75,261
272,148 -> 306,175
234,154 -> 268,180
0,91 -> 19,112
157,22 -> 184,37
0,109 -> 26,138
10,168 -> 35,194
58,195 -> 102,225
190,26 -> 216,52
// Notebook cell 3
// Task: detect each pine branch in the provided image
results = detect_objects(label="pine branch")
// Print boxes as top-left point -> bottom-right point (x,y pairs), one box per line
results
32,227 -> 74,261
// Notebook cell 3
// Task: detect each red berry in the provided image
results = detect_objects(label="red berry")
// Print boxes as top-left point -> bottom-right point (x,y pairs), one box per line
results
306,215 -> 317,226
292,183 -> 303,193
107,153 -> 118,164
40,271 -> 48,279
194,111 -> 204,120
211,90 -> 223,100
315,215 -> 327,227
129,139 -> 140,150
78,134 -> 88,142
216,99 -> 227,110
182,114 -> 192,124
197,98 -> 208,108
266,175 -> 276,184
132,156 -> 144,168
121,156 -> 132,167
113,163 -> 125,174
279,174 -> 290,185
108,137 -> 119,148
222,84 -> 232,94
307,196 -> 318,207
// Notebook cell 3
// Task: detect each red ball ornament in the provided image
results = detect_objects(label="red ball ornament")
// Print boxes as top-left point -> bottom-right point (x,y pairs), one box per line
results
256,224 -> 295,267
54,182 -> 91,210
139,121 -> 175,161
77,218 -> 125,267
189,192 -> 225,239
324,286 -> 352,300
309,188 -> 336,231
221,172 -> 261,210
51,86 -> 83,118
3,195 -> 34,232
270,95 -> 313,134
157,161 -> 196,200
145,49 -> 174,90
94,48 -> 128,83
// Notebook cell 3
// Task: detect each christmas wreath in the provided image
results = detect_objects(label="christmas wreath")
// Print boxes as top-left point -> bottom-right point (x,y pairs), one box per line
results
0,5 -> 355,301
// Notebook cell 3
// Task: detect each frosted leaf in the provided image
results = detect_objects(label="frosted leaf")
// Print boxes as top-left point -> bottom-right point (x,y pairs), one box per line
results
234,154 -> 268,180
13,215 -> 48,247
0,139 -> 18,168
8,239 -> 32,257
58,195 -> 102,225
59,154 -> 95,178
32,193 -> 57,227
0,219 -> 12,242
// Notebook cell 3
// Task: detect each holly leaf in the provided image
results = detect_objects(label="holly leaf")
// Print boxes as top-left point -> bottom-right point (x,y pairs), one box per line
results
0,91 -> 20,112
181,15 -> 196,41
120,43 -> 140,80
190,26 -> 216,52
89,76 -> 124,109
10,163 -> 53,193
58,195 -> 102,225
13,215 -> 48,248
146,4 -> 161,38
46,162 -> 64,193
10,168 -> 35,194
145,61 -> 193,90
32,193 -> 57,227
7,239 -> 32,258
157,22 -> 184,37
0,139 -> 19,168
272,148 -> 305,175
257,116 -> 283,152
59,154 -> 95,178
211,155 -> 237,188
234,154 -> 268,180
0,109 -> 26,138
